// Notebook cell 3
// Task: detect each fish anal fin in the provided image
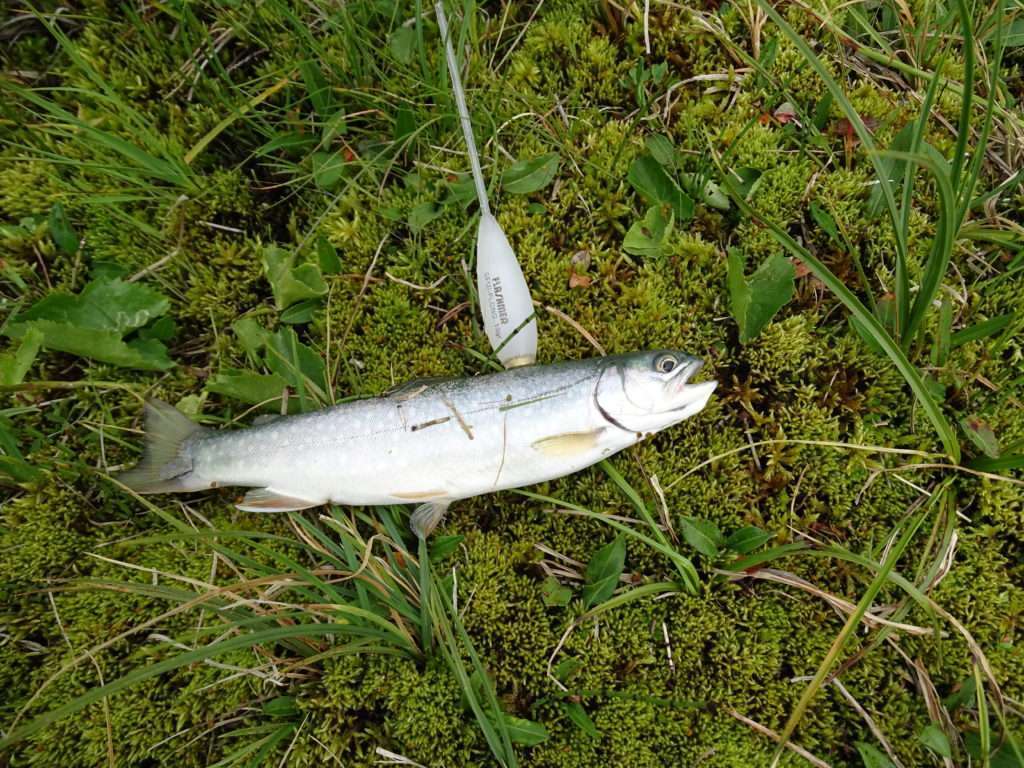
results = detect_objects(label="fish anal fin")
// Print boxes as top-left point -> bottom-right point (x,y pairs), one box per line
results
531,428 -> 605,457
236,488 -> 321,513
410,500 -> 450,539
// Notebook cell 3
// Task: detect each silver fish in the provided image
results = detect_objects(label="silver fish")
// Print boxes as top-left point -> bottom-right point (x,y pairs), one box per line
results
118,351 -> 716,537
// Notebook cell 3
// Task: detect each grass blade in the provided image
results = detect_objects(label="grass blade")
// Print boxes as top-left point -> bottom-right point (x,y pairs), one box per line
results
769,488 -> 940,765
718,167 -> 961,461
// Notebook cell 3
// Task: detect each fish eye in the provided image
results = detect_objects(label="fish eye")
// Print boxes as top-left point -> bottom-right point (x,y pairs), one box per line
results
654,354 -> 678,374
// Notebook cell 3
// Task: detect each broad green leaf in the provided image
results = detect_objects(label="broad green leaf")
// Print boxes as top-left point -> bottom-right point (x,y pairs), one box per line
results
136,316 -> 176,342
725,525 -> 772,554
0,327 -> 43,385
726,249 -> 795,343
265,327 -> 328,409
809,201 -> 842,246
206,369 -> 289,407
855,742 -> 898,768
623,206 -> 673,258
261,246 -> 327,311
563,702 -> 599,739
582,535 -> 626,608
429,534 -> 464,562
627,155 -> 693,222
502,153 -> 560,194
48,202 -> 78,254
280,299 -> 321,325
311,150 -> 345,190
681,517 -> 723,558
233,317 -> 271,361
408,202 -> 444,234
316,236 -> 342,274
540,575 -> 573,608
389,26 -> 416,64
730,167 -> 763,199
918,724 -> 952,758
14,278 -> 169,334
644,134 -> 677,168
5,320 -> 173,370
681,173 -> 730,210
553,658 -> 582,683
262,696 -> 300,718
960,415 -> 1001,458
501,714 -> 548,746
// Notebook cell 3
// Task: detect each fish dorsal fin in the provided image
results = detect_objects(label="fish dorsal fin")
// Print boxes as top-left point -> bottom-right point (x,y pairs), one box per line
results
531,428 -> 605,457
236,488 -> 321,512
410,500 -> 451,538
384,376 -> 451,401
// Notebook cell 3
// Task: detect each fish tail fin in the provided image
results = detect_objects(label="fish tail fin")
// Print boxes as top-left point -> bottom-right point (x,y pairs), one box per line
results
116,399 -> 209,494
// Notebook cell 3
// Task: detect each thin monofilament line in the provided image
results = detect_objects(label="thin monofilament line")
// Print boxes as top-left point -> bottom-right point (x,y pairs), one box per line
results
435,1 -> 491,217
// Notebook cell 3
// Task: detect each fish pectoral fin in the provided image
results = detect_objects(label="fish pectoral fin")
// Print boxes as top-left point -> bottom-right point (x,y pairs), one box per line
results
531,428 -> 606,457
236,488 -> 321,513
410,500 -> 451,539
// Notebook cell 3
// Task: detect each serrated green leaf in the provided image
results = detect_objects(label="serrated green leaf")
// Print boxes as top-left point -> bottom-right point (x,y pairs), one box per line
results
725,526 -> 772,554
563,702 -> 599,739
582,535 -> 626,609
5,321 -> 173,370
623,205 -> 673,258
261,246 -> 328,311
14,278 -> 169,334
48,202 -> 78,255
502,153 -> 560,194
627,155 -> 693,222
681,517 -> 722,558
0,327 -> 43,385
727,249 -> 795,343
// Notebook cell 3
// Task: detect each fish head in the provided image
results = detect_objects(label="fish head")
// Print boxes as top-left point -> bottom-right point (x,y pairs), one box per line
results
595,350 -> 717,433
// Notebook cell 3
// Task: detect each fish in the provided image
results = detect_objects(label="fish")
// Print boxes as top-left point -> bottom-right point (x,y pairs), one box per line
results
117,350 -> 717,538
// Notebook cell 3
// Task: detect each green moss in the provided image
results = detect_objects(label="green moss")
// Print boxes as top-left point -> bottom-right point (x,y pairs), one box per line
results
3,1 -> 1022,765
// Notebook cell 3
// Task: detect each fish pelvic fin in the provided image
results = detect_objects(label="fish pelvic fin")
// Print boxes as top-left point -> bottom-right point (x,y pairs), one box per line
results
410,500 -> 451,539
236,488 -> 321,513
116,399 -> 209,494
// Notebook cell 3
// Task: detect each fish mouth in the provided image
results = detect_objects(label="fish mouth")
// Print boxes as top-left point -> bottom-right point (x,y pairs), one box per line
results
667,358 -> 717,414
